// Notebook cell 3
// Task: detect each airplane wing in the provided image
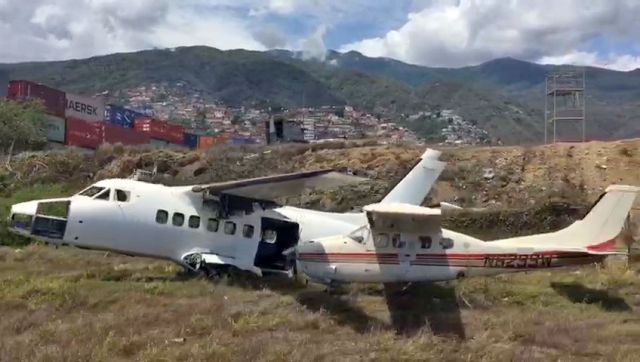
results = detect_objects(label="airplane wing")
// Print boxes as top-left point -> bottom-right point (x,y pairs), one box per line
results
363,202 -> 441,234
192,169 -> 367,201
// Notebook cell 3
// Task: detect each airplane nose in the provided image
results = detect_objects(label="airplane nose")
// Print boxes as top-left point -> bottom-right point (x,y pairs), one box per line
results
9,198 -> 72,238
11,201 -> 38,217
8,201 -> 38,232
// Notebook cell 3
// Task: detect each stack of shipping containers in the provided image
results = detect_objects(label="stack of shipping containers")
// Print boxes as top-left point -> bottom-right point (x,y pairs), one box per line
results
8,80 -> 67,145
104,105 -> 150,145
133,116 -> 184,146
64,92 -> 107,149
182,131 -> 227,151
6,79 -> 243,152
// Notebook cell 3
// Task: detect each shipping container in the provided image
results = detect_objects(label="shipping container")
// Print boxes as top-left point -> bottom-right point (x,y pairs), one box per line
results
149,139 -> 169,147
103,123 -> 150,146
198,135 -> 227,150
134,117 -> 184,144
105,104 -> 143,128
8,80 -> 66,117
44,115 -> 65,143
183,132 -> 199,149
65,117 -> 103,149
0,70 -> 8,98
65,93 -> 106,122
229,136 -> 256,145
166,123 -> 185,145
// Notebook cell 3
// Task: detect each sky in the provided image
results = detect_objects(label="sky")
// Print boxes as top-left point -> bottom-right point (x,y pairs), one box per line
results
1,0 -> 639,71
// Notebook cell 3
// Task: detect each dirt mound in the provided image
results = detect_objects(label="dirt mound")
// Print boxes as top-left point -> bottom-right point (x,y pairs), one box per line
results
2,139 -> 640,212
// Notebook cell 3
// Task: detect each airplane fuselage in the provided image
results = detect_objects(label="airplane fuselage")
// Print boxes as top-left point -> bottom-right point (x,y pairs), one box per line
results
296,228 -> 606,284
8,179 -> 365,275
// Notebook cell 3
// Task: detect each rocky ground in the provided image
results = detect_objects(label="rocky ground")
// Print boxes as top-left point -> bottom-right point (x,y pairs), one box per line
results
2,138 -> 639,239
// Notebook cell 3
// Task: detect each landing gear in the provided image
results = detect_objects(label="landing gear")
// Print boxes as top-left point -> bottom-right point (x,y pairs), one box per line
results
201,265 -> 230,280
182,252 -> 230,280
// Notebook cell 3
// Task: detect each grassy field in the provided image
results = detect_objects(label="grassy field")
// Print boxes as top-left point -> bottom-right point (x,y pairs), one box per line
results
1,245 -> 640,361
1,141 -> 639,361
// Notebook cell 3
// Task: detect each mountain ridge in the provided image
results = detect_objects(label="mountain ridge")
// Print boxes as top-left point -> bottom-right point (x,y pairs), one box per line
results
2,46 -> 639,144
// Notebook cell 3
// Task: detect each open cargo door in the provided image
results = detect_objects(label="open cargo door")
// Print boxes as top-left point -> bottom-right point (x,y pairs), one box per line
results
31,200 -> 70,240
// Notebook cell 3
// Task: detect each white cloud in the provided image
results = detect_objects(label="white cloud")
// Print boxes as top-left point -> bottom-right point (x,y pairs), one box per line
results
341,0 -> 640,70
1,0 -> 639,71
0,0 -> 264,62
540,51 -> 640,71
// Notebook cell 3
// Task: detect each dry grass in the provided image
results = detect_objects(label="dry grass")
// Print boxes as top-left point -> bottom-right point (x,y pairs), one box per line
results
1,246 -> 640,361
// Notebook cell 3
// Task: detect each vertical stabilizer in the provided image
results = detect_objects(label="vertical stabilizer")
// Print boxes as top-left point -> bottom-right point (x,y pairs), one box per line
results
575,185 -> 640,252
380,148 -> 445,206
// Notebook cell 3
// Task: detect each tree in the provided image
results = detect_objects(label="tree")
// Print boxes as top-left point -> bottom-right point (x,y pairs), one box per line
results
0,99 -> 47,153
194,107 -> 208,131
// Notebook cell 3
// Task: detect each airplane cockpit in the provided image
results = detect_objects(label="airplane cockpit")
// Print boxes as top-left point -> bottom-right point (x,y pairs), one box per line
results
74,183 -> 132,203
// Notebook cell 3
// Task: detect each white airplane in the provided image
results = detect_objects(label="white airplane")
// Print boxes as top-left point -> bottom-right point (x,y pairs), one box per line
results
7,149 -> 445,278
9,148 -> 637,287
297,185 -> 639,285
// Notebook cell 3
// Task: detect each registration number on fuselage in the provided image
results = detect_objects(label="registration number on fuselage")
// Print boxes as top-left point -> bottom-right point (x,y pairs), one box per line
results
483,254 -> 553,268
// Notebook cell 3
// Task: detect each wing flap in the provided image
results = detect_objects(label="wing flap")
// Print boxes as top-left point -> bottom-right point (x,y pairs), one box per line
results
364,202 -> 441,233
193,169 -> 367,201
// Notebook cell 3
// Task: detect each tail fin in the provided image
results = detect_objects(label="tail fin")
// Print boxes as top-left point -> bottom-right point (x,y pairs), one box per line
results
564,185 -> 640,254
380,148 -> 445,206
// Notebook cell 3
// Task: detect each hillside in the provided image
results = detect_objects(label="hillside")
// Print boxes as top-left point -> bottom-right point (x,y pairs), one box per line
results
297,51 -> 640,141
2,139 -> 640,215
2,46 -> 640,143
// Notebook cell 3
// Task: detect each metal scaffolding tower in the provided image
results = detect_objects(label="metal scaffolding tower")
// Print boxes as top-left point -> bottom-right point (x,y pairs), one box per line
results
544,68 -> 586,143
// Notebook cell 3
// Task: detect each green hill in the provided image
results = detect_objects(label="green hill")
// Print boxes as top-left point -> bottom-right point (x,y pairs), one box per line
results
2,46 -> 639,143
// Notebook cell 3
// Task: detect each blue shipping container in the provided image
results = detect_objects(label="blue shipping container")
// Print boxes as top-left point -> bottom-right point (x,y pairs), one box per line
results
105,104 -> 143,128
183,132 -> 199,149
230,137 -> 255,145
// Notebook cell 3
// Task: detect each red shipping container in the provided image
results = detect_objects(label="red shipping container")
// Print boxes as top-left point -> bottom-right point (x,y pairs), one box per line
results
103,123 -> 150,146
8,80 -> 66,117
166,123 -> 185,145
65,117 -> 103,149
197,135 -> 228,150
134,117 -> 184,144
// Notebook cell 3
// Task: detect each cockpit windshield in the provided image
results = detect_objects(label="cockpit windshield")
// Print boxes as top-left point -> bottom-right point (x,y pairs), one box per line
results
78,186 -> 106,197
348,225 -> 370,244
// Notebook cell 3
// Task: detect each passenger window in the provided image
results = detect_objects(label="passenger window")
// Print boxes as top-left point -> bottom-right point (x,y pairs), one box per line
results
172,213 -> 185,227
419,236 -> 432,249
243,225 -> 255,238
207,218 -> 219,232
115,189 -> 130,202
391,233 -> 405,248
440,238 -> 454,249
224,221 -> 236,235
262,229 -> 277,243
374,233 -> 389,248
94,188 -> 111,200
156,210 -> 168,224
348,225 -> 368,244
188,215 -> 200,229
